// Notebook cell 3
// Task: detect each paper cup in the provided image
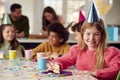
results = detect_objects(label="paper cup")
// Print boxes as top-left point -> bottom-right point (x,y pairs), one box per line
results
38,57 -> 47,70
25,50 -> 32,59
9,50 -> 17,60
37,52 -> 46,61
0,52 -> 5,59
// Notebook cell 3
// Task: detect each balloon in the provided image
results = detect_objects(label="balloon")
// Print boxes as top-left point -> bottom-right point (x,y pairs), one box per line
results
95,0 -> 113,15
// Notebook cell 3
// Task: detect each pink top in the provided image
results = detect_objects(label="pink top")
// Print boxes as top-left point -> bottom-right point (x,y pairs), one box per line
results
53,45 -> 120,80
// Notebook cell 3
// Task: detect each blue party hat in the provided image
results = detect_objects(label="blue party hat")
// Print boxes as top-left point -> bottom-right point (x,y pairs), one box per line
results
1,12 -> 12,24
87,2 -> 100,23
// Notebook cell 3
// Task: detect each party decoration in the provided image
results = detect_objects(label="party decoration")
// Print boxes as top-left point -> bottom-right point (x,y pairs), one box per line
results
1,12 -> 12,24
79,10 -> 86,22
95,0 -> 113,15
87,2 -> 100,23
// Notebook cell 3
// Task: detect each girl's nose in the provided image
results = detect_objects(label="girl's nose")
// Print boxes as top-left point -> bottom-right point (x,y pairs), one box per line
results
89,34 -> 94,40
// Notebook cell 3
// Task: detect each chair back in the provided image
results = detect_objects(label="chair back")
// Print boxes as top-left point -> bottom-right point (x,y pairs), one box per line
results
116,71 -> 120,80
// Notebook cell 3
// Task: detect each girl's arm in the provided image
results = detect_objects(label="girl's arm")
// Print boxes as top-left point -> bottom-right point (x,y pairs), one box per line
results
96,47 -> 120,79
51,45 -> 79,70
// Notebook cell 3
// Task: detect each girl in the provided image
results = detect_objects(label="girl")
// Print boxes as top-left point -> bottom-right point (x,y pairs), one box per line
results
48,19 -> 120,80
31,22 -> 70,61
41,6 -> 64,37
0,24 -> 23,58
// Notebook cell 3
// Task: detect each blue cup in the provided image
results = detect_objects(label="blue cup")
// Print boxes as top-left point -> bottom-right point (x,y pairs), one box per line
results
38,57 -> 47,70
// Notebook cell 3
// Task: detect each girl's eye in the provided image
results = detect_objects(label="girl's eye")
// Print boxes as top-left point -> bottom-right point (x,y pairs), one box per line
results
86,33 -> 90,36
6,31 -> 9,33
95,33 -> 101,36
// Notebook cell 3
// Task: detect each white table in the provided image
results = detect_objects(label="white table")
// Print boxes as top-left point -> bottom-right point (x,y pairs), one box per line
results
17,37 -> 120,49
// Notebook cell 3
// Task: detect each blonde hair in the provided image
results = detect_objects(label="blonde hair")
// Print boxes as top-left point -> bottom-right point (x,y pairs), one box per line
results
80,19 -> 107,69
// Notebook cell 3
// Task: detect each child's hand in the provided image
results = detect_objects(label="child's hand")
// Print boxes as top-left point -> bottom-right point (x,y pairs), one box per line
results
47,62 -> 60,74
50,53 -> 59,59
30,55 -> 37,62
77,70 -> 96,76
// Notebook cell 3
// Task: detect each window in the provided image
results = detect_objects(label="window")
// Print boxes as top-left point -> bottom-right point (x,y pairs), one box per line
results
44,0 -> 63,15
43,0 -> 86,25
66,0 -> 85,23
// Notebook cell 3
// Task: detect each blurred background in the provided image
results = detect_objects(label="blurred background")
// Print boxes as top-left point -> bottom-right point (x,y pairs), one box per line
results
0,0 -> 120,34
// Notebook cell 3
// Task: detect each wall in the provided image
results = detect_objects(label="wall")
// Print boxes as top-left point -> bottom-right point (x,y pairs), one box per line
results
7,0 -> 120,34
7,0 -> 35,34
106,0 -> 120,25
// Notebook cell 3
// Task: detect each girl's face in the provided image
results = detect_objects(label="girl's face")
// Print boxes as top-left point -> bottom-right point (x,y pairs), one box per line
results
83,26 -> 101,50
48,32 -> 63,47
44,12 -> 53,21
2,26 -> 15,42
74,31 -> 81,45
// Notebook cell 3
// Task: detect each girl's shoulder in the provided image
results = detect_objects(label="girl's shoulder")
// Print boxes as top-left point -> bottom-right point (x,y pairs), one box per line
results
105,46 -> 120,57
70,44 -> 81,51
61,43 -> 70,47
41,41 -> 49,45
36,41 -> 49,48
106,46 -> 120,52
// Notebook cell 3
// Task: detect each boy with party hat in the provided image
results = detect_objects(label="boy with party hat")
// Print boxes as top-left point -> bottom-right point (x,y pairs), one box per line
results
47,2 -> 120,80
71,10 -> 86,45
66,10 -> 86,32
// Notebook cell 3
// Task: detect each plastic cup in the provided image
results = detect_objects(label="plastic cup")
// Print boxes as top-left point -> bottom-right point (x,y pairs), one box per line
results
37,52 -> 46,61
38,57 -> 47,70
25,50 -> 32,59
9,50 -> 17,60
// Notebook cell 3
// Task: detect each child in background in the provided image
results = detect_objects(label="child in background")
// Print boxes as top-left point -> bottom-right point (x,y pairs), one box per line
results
66,10 -> 85,45
71,21 -> 84,45
0,24 -> 23,58
47,3 -> 120,80
31,22 -> 70,61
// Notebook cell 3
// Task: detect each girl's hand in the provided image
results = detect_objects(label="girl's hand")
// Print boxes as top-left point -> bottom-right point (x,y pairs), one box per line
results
77,70 -> 96,76
30,55 -> 37,62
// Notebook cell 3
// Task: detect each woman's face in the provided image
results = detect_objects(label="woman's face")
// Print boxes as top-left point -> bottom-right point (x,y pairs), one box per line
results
83,26 -> 102,50
2,26 -> 15,42
74,31 -> 81,45
48,31 -> 63,47
44,12 -> 53,21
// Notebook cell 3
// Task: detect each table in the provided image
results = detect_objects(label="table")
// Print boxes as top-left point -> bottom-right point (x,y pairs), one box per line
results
18,38 -> 120,49
0,59 -> 98,80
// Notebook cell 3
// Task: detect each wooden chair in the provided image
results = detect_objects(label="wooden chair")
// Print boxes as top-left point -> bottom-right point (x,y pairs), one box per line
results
116,71 -> 120,80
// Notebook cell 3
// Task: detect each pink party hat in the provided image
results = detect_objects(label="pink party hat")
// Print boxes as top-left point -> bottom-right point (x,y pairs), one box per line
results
79,10 -> 86,22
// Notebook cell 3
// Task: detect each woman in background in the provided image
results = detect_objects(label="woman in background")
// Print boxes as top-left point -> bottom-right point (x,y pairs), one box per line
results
41,6 -> 64,37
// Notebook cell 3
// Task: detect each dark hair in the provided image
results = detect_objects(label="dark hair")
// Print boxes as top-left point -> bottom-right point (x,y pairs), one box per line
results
42,6 -> 59,31
48,22 -> 69,44
71,21 -> 84,32
10,3 -> 22,12
0,24 -> 20,50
